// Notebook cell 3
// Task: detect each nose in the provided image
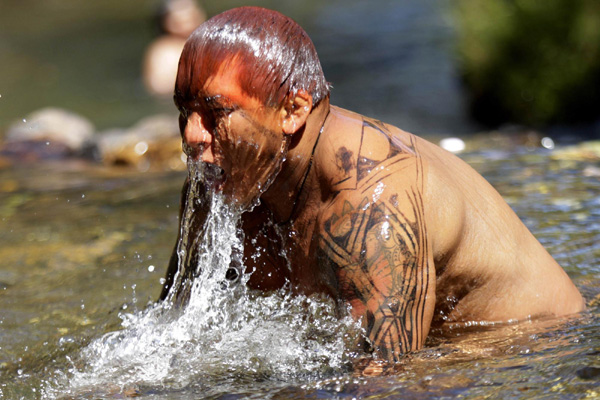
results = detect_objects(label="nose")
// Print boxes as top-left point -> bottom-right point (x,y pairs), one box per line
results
183,112 -> 215,163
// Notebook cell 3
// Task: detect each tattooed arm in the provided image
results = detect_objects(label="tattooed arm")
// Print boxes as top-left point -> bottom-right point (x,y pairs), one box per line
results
319,171 -> 435,361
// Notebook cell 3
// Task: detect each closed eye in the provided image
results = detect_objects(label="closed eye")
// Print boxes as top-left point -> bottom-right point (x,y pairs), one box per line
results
205,96 -> 237,116
212,106 -> 236,115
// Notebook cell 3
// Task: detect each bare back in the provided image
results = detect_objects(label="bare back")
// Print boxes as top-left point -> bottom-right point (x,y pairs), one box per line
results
418,136 -> 584,326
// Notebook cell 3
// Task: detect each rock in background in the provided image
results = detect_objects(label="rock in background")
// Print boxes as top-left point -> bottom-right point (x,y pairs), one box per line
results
95,114 -> 184,171
2,107 -> 95,161
1,108 -> 184,171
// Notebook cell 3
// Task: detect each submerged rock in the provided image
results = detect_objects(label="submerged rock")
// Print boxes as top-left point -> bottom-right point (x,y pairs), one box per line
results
576,366 -> 600,380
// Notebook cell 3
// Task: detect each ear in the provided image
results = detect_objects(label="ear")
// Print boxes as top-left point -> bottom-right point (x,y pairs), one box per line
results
280,90 -> 313,135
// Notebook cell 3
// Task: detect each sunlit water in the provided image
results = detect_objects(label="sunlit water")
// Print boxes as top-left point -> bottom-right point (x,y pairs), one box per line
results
1,142 -> 599,399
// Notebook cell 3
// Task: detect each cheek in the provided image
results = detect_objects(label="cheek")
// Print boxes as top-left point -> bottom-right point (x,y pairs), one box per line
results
218,115 -> 258,146
211,118 -> 233,149
213,112 -> 283,163
214,122 -> 248,151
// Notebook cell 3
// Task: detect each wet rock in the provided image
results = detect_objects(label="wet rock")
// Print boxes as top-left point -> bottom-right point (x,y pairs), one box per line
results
576,366 -> 600,380
452,130 -> 546,154
2,108 -> 95,161
0,270 -> 19,289
583,165 -> 600,177
0,140 -> 74,163
94,114 -> 185,171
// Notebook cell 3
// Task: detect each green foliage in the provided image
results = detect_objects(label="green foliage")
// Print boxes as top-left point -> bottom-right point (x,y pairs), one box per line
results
454,0 -> 600,126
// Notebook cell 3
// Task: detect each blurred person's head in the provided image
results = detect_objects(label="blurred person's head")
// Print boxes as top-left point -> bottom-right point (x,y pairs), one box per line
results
159,0 -> 206,37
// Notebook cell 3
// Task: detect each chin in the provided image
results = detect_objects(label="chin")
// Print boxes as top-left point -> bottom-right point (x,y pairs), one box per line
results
201,167 -> 260,211
201,162 -> 226,191
224,186 -> 264,212
197,153 -> 285,212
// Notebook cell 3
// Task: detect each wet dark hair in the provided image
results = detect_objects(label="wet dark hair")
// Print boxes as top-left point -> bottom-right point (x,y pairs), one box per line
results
175,6 -> 330,108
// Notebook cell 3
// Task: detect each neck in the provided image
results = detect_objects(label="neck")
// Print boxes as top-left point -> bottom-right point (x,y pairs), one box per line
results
261,98 -> 331,223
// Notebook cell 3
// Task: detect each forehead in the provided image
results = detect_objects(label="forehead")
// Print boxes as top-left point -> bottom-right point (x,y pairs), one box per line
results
176,57 -> 263,111
204,63 -> 245,102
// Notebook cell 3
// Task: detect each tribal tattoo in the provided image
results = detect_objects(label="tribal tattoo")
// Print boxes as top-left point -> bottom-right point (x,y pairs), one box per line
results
319,118 -> 430,361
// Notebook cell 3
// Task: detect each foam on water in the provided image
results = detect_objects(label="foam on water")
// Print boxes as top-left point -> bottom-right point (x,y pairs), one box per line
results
43,158 -> 363,397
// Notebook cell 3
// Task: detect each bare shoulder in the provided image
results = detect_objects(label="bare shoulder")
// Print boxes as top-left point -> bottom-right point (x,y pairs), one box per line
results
321,107 -> 428,195
316,112 -> 437,358
320,109 -> 584,324
402,131 -> 585,322
318,109 -> 438,269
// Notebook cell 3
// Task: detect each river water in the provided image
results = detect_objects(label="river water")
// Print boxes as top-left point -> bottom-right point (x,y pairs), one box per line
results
0,138 -> 599,399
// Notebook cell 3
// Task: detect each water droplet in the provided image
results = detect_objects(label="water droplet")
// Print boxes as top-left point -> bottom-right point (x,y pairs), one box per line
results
440,137 -> 466,153
541,137 -> 555,150
134,141 -> 149,155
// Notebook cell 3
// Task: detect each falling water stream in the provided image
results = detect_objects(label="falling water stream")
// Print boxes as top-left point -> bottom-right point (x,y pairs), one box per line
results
39,159 -> 362,399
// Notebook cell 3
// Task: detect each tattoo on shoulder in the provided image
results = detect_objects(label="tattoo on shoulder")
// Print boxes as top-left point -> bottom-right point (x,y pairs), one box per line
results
319,126 -> 430,360
331,117 -> 423,193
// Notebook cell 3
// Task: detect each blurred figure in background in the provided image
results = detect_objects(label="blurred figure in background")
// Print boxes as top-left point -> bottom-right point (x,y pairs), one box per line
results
142,0 -> 206,97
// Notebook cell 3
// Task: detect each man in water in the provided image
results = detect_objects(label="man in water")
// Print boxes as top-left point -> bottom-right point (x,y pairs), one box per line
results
160,6 -> 585,363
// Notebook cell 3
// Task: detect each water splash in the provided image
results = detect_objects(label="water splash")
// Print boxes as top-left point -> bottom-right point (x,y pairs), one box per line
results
43,158 -> 362,398
164,156 -> 241,307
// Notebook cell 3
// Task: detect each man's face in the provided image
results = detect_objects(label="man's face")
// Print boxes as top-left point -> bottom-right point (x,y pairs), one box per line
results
175,62 -> 290,210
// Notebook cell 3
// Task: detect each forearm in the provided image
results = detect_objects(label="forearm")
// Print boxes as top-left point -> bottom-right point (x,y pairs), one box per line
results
364,287 -> 427,361
159,178 -> 209,304
158,243 -> 180,301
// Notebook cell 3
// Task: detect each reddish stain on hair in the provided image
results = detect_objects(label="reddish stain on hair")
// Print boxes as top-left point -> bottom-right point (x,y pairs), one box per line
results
175,6 -> 329,109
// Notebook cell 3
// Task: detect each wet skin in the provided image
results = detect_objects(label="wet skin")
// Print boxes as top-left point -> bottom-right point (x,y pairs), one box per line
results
163,66 -> 585,362
175,62 -> 294,210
